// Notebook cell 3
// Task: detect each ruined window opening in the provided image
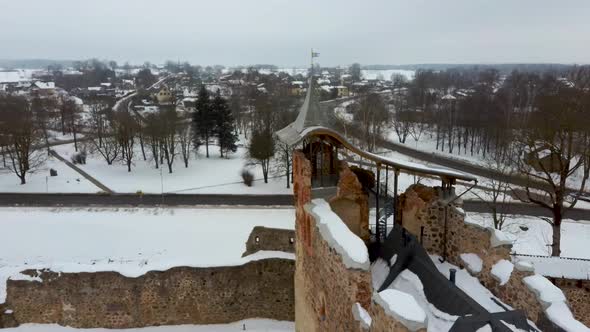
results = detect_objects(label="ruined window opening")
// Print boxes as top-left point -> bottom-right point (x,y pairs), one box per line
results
289,237 -> 294,244
255,236 -> 260,244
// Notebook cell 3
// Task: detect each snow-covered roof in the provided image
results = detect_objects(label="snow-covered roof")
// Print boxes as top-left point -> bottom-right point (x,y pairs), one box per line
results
34,81 -> 55,89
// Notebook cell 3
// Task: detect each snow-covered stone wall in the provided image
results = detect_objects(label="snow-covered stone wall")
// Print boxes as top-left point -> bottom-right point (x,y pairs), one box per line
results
0,257 -> 294,329
241,226 -> 295,257
292,151 -> 372,331
398,184 -> 588,330
293,151 -> 432,332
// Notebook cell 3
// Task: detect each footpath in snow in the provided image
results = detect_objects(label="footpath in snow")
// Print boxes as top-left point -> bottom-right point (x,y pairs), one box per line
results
50,143 -> 291,195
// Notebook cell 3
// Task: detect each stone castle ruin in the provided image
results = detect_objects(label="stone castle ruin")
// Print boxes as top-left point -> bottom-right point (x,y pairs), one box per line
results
278,74 -> 588,331
1,70 -> 588,331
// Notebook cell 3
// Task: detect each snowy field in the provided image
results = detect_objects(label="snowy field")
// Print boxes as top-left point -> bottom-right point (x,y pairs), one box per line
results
51,143 -> 291,195
3,320 -> 294,332
386,129 -> 491,167
0,206 -> 295,302
0,153 -> 100,193
361,69 -> 415,81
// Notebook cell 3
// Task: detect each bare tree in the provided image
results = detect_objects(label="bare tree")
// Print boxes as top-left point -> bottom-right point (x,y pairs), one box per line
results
353,93 -> 389,151
114,111 -> 138,172
0,95 -> 45,184
160,107 -> 178,173
178,121 -> 192,168
144,113 -> 163,169
62,98 -> 82,151
473,154 -> 514,230
514,77 -> 590,256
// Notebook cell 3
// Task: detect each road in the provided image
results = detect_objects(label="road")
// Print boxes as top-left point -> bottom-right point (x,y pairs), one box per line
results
0,193 -> 293,207
0,193 -> 588,220
321,97 -> 584,195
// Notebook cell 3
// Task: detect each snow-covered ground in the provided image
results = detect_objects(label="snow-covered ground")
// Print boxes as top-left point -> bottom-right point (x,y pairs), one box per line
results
0,153 -> 100,193
51,142 -> 291,195
361,69 -> 415,81
46,130 -> 86,144
3,319 -> 294,332
387,130 -> 490,167
0,206 -> 295,302
465,213 -> 590,259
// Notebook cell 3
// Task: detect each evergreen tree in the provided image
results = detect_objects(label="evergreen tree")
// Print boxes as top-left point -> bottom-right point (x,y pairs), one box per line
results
248,129 -> 275,183
212,91 -> 238,158
192,85 -> 214,157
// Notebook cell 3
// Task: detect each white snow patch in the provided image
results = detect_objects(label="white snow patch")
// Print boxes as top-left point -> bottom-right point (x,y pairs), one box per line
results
490,228 -> 514,248
305,199 -> 369,270
1,319 -> 294,331
460,253 -> 483,274
523,274 -> 566,306
374,289 -> 427,331
4,309 -> 13,314
491,259 -> 514,286
390,269 -> 458,331
0,207 -> 295,303
476,325 -> 492,332
352,302 -> 372,329
545,302 -> 590,332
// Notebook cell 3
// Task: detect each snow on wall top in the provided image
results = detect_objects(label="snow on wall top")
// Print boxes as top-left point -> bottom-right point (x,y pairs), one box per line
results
460,253 -> 483,274
464,216 -> 515,249
491,259 -> 514,286
523,274 -> 589,332
515,256 -> 590,280
374,289 -> 427,331
304,199 -> 370,270
0,207 -> 295,304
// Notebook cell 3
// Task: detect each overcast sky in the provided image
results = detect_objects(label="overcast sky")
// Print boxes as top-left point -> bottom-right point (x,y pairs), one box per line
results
1,0 -> 589,67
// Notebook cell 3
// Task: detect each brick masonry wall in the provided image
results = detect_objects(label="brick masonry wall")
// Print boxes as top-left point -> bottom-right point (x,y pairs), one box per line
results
1,259 -> 294,329
293,150 -> 416,332
242,226 -> 295,257
397,184 -> 587,326
554,278 -> 590,327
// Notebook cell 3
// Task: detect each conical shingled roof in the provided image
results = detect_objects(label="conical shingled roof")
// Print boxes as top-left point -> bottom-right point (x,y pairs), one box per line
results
275,76 -> 331,146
